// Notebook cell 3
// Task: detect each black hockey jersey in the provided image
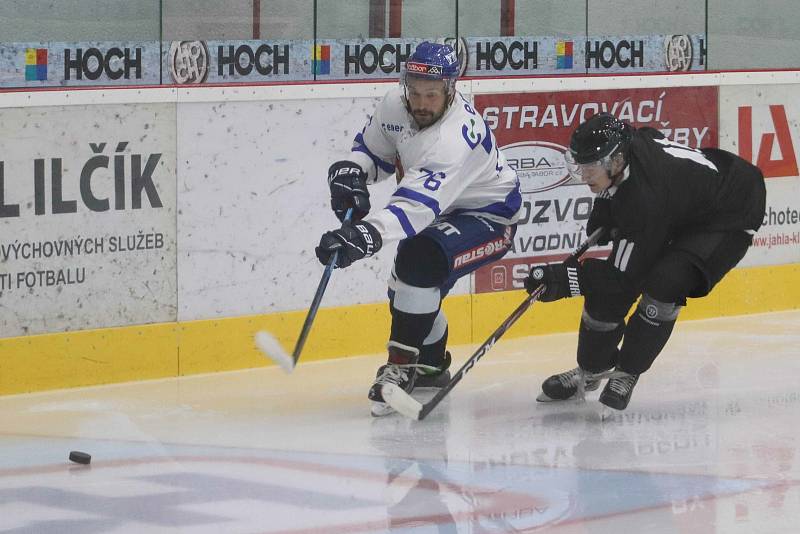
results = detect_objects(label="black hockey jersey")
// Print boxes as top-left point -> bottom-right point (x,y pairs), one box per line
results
599,127 -> 766,288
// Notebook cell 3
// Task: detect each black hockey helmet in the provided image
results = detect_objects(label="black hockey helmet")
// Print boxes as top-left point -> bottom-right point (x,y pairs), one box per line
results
566,113 -> 632,177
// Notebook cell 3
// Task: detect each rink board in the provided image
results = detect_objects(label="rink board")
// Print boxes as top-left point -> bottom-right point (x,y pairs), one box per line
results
1,262 -> 798,395
1,72 -> 799,394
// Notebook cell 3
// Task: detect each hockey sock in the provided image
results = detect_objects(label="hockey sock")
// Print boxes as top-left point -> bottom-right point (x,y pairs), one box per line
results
388,276 -> 441,356
617,294 -> 680,374
419,310 -> 448,368
576,308 -> 625,373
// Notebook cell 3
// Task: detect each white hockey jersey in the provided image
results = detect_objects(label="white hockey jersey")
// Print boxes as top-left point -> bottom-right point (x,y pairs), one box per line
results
347,86 -> 522,243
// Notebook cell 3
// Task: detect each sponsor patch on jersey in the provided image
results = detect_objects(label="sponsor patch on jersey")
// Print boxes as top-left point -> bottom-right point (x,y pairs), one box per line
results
453,238 -> 507,269
381,122 -> 404,133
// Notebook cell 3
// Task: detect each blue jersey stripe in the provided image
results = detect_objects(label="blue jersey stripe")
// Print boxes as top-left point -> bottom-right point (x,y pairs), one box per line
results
449,182 -> 522,219
387,205 -> 416,237
352,132 -> 395,174
392,187 -> 441,216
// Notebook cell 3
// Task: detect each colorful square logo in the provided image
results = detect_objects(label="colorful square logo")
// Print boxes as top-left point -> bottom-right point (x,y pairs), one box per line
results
313,44 -> 330,75
25,48 -> 48,81
556,41 -> 573,69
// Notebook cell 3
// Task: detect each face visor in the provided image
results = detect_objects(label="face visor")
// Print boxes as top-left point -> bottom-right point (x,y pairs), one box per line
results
564,150 -> 617,181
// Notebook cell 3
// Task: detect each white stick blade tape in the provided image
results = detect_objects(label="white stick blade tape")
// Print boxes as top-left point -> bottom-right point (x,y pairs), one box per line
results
382,383 -> 423,420
254,331 -> 294,374
536,392 -> 558,402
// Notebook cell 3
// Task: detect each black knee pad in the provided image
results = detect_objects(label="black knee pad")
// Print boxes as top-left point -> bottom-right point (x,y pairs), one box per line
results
395,236 -> 449,287
583,290 -> 637,324
644,252 -> 703,304
581,258 -> 638,322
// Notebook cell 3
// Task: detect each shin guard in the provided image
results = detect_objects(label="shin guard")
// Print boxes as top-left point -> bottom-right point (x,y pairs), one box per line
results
617,294 -> 680,374
418,309 -> 448,368
576,308 -> 624,373
388,273 -> 441,353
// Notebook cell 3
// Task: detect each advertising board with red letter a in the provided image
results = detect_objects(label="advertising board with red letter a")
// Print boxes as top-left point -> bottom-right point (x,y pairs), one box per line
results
720,85 -> 800,267
473,86 -> 719,292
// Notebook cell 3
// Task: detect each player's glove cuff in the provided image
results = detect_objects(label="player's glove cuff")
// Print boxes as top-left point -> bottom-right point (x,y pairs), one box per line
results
315,220 -> 382,268
328,161 -> 370,222
351,221 -> 382,259
525,260 -> 583,302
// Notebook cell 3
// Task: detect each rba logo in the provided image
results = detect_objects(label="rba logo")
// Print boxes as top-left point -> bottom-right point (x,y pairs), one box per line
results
738,104 -> 798,178
501,141 -> 581,193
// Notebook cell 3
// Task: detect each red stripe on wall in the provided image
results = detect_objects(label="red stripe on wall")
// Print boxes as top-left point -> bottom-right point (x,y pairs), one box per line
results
389,0 -> 403,37
500,0 -> 515,36
369,0 -> 386,38
253,0 -> 261,39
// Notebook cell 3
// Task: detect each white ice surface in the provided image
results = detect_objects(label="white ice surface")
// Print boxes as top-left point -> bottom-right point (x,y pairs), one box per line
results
1,310 -> 799,533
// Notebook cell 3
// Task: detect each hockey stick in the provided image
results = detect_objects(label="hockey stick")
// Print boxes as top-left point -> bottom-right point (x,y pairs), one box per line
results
382,226 -> 607,420
255,208 -> 353,373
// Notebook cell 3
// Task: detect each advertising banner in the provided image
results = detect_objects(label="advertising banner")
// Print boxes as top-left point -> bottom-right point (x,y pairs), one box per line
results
720,84 -> 800,266
307,34 -> 705,81
0,104 -> 177,336
0,35 -> 706,87
473,86 -> 719,293
163,39 -> 313,84
462,34 -> 705,77
0,41 -> 161,88
583,34 -> 706,74
464,36 -> 543,77
311,38 -> 425,81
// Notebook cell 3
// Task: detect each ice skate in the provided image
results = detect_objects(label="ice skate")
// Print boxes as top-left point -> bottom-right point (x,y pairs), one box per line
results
415,351 -> 452,389
537,366 -> 605,402
599,369 -> 639,410
369,342 -> 420,417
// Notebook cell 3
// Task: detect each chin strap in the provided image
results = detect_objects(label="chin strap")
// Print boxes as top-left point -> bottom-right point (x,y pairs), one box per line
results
608,162 -> 630,192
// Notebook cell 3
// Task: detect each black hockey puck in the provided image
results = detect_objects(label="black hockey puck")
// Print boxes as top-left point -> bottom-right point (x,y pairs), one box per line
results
68,451 -> 91,465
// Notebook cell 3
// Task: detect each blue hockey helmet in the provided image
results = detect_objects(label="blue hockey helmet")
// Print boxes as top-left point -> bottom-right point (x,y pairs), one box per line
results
402,41 -> 460,96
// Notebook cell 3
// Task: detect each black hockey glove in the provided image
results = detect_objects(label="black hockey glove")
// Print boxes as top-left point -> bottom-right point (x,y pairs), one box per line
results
587,196 -> 613,245
525,258 -> 583,302
328,161 -> 370,222
315,221 -> 382,268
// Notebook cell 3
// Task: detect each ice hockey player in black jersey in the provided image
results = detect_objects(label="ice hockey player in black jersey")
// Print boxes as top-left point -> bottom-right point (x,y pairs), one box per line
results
525,112 -> 766,410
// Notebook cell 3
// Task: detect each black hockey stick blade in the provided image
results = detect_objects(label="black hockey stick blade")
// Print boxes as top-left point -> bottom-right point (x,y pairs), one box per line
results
255,208 -> 353,373
384,226 -> 607,420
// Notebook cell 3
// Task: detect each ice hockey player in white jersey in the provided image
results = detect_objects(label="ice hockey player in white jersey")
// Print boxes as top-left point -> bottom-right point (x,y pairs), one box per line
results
315,41 -> 522,416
